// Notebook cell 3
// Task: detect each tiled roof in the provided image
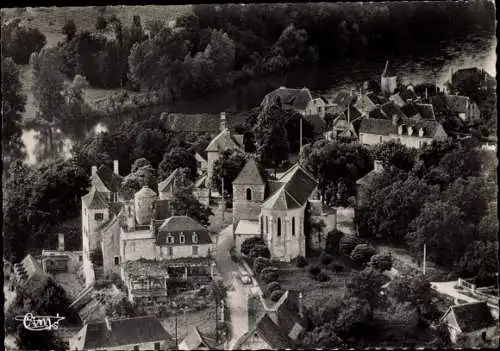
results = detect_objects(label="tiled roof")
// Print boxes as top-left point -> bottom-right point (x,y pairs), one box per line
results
430,95 -> 449,114
447,302 -> 496,333
205,129 -> 243,152
263,87 -> 313,111
416,104 -> 436,120
109,202 -> 124,216
15,254 -> 47,287
233,159 -> 265,185
368,107 -> 387,120
254,314 -> 297,349
95,165 -> 123,193
401,103 -> 420,118
82,188 -> 108,209
332,90 -> 357,107
158,169 -> 179,193
162,113 -> 247,133
359,118 -> 442,137
156,216 -> 212,246
360,118 -> 394,135
263,164 -> 317,210
367,92 -> 387,106
77,316 -> 173,349
381,101 -> 406,120
179,327 -> 216,350
356,165 -> 385,186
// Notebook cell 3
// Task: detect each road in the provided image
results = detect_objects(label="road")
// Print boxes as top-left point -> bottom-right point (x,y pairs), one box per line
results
215,225 -> 250,349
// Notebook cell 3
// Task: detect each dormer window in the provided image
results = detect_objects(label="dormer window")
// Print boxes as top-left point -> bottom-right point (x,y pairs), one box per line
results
167,234 -> 174,244
419,128 -> 425,137
192,233 -> 198,244
180,233 -> 185,244
398,124 -> 406,135
408,126 -> 414,136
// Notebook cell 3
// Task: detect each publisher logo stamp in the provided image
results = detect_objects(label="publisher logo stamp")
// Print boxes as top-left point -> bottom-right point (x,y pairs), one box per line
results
15,313 -> 65,331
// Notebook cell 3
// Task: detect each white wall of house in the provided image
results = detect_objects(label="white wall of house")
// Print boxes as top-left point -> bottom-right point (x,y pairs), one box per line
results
158,243 -> 214,259
121,236 -> 156,261
70,339 -> 168,351
206,151 -> 219,189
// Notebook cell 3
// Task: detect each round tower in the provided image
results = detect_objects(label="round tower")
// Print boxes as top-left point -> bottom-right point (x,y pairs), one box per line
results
134,186 -> 157,225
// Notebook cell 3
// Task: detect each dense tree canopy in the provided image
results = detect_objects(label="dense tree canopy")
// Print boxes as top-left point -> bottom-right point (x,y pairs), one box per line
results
212,149 -> 248,197
158,146 -> 197,181
1,21 -> 46,64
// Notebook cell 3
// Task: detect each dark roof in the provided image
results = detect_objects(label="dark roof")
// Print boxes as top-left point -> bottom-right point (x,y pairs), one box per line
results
368,107 -> 388,120
430,94 -> 449,114
15,254 -> 47,287
205,129 -> 243,152
79,316 -> 173,349
446,95 -> 469,113
303,113 -> 327,135
156,216 -> 212,246
153,199 -> 171,220
356,165 -> 385,186
109,202 -> 124,216
332,90 -> 357,107
255,314 -> 296,349
399,87 -> 418,101
263,87 -> 312,111
401,103 -> 420,118
449,302 -> 496,333
158,169 -> 179,193
367,92 -> 387,106
416,104 -> 436,120
381,101 -> 406,120
82,188 -> 108,209
359,117 -> 444,137
96,165 -> 123,193
180,327 -> 217,350
275,292 -> 306,341
233,159 -> 265,185
162,113 -> 247,133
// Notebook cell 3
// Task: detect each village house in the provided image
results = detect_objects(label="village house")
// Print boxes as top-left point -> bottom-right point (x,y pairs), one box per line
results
178,327 -> 222,350
354,91 -> 388,116
205,112 -> 245,189
42,234 -> 83,275
440,302 -> 498,346
69,316 -> 174,351
13,254 -> 49,291
161,111 -> 247,136
261,86 -> 329,118
431,94 -> 480,122
232,159 -> 321,261
358,115 -> 448,149
401,102 -> 436,120
326,89 -> 358,115
234,290 -> 307,350
325,105 -> 363,141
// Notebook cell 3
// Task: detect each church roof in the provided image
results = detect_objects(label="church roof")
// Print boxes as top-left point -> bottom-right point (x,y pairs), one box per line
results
382,60 -> 395,77
262,164 -> 317,210
82,188 -> 108,209
233,159 -> 265,185
205,129 -> 243,152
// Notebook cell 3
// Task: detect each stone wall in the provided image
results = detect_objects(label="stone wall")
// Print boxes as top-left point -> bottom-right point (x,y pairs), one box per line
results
102,217 -> 121,276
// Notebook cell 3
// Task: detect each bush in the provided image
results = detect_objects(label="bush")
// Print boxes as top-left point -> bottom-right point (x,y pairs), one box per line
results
249,244 -> 271,260
317,272 -> 330,282
294,255 -> 308,267
62,19 -> 76,41
326,229 -> 344,255
241,236 -> 265,255
253,257 -> 270,274
339,234 -> 363,256
96,15 -> 108,30
270,290 -> 284,302
320,251 -> 333,265
350,244 -> 376,265
260,268 -> 278,284
329,263 -> 345,273
265,281 -> 281,297
309,265 -> 321,276
369,253 -> 393,272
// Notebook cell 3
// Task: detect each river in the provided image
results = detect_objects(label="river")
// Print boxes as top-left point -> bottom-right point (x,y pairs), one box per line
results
21,32 -> 496,165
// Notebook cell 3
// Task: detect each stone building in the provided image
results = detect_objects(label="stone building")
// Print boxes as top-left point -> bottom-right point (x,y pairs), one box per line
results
232,160 -> 320,261
261,86 -> 329,118
381,60 -> 398,95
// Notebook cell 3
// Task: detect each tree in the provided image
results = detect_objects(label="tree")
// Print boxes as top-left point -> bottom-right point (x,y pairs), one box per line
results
255,101 -> 290,169
1,23 -> 46,64
406,200 -> 475,267
96,15 -> 108,31
436,146 -> 484,183
346,267 -> 386,308
241,236 -> 265,256
204,29 -> 236,84
373,140 -> 416,171
270,289 -> 284,302
1,57 -> 26,168
378,298 -> 419,337
339,235 -> 363,256
303,323 -> 343,348
265,281 -> 282,297
260,267 -> 278,284
212,149 -> 247,197
388,275 -> 436,320
334,297 -> 372,337
253,257 -> 270,274
211,279 -> 227,301
31,47 -> 67,156
325,229 -> 345,255
158,147 -> 197,181
249,244 -> 271,260
369,253 -> 393,272
350,244 -> 376,266
62,19 -> 77,41
454,241 -> 498,284
171,184 -> 213,226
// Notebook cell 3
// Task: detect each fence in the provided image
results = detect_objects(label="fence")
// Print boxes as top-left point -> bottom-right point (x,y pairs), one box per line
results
458,278 -> 499,307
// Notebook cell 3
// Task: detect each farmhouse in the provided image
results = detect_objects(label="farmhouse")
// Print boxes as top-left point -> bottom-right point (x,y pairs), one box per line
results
261,86 -> 329,118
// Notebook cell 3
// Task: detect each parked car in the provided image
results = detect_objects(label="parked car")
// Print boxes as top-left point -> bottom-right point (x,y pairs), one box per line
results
240,270 -> 252,285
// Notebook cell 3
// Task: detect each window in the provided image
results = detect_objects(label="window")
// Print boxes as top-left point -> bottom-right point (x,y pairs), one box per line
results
94,213 -> 104,221
266,217 -> 268,234
168,246 -> 173,256
260,218 -> 264,235
79,255 -> 83,262
192,233 -> 198,244
246,188 -> 252,200
128,206 -> 131,216
192,246 -> 198,255
292,217 -> 296,236
167,235 -> 174,244
114,256 -> 120,266
277,218 -> 282,237
180,233 -> 185,244
154,342 -> 161,350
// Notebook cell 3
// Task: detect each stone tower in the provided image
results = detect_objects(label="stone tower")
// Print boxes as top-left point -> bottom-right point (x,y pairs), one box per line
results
134,186 -> 157,226
232,159 -> 266,233
381,60 -> 397,95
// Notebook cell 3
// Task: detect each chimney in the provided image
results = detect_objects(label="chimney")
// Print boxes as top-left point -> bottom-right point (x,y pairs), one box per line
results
298,292 -> 304,317
374,160 -> 384,172
105,317 -> 112,331
219,112 -> 227,131
113,160 -> 119,175
91,166 -> 97,178
58,233 -> 65,251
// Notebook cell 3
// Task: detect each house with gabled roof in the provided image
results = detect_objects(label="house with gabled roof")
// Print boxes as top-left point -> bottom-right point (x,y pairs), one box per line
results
69,316 -> 174,351
430,94 -> 481,122
401,103 -> 436,121
232,159 -> 320,261
325,105 -> 363,141
355,91 -> 388,116
179,326 -> 222,350
13,254 -> 49,291
440,302 -> 498,346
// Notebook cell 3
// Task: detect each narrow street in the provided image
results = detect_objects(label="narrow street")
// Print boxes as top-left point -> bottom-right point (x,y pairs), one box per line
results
215,225 -> 250,349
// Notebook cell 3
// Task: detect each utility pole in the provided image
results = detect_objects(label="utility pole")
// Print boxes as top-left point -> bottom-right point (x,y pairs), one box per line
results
221,177 -> 225,222
423,243 -> 427,275
175,309 -> 178,349
215,297 -> 219,344
299,116 -> 303,154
